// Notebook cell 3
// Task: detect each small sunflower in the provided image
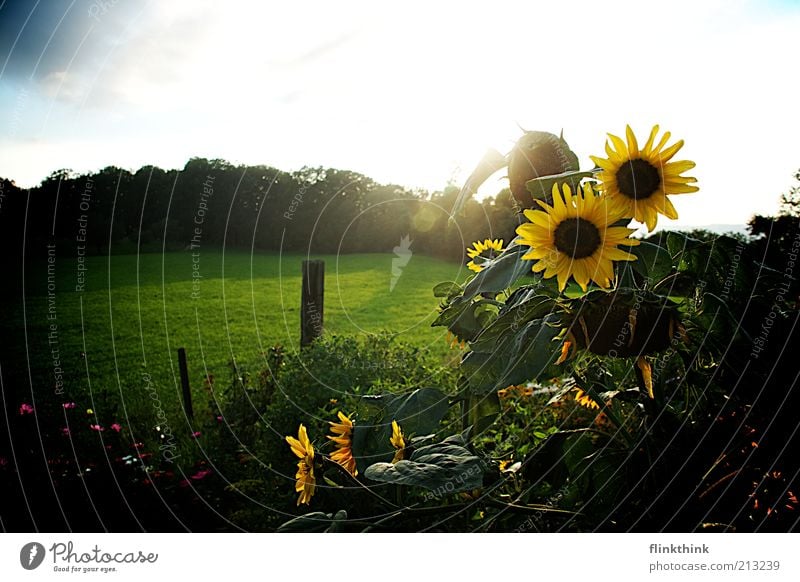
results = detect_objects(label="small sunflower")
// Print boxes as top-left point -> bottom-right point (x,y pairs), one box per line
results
328,411 -> 357,476
286,424 -> 316,506
445,330 -> 467,350
574,388 -> 600,410
590,125 -> 698,232
466,238 -> 504,273
516,182 -> 639,292
390,420 -> 406,464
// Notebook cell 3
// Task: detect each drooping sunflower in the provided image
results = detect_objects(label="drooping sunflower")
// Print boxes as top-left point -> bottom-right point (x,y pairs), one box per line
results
390,420 -> 406,464
466,238 -> 504,273
328,411 -> 357,476
516,182 -> 639,292
590,125 -> 698,232
285,424 -> 315,506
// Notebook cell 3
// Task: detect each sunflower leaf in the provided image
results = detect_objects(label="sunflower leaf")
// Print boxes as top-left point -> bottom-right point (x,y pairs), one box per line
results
449,148 -> 508,220
363,436 -> 485,494
462,314 -> 563,393
470,295 -> 559,353
352,387 -> 451,474
431,300 -> 497,342
433,281 -> 463,299
455,242 -> 531,304
628,240 -> 674,284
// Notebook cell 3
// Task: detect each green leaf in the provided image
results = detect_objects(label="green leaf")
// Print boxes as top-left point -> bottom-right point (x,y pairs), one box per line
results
629,240 -> 674,284
462,314 -> 563,393
353,387 -> 452,474
460,351 -> 501,394
456,242 -> 531,304
470,294 -> 558,353
384,387 -> 450,434
463,390 -> 501,436
525,169 -> 595,202
432,299 -> 499,342
665,231 -> 705,258
561,434 -> 625,515
433,281 -> 463,299
702,291 -> 753,342
495,314 -> 562,386
363,435 -> 485,494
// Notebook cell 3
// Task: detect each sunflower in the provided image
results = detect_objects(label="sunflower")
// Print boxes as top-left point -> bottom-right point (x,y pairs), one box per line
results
445,330 -> 467,350
286,424 -> 316,506
328,411 -> 357,476
390,420 -> 406,464
466,238 -> 504,273
516,182 -> 639,292
590,125 -> 698,232
574,388 -> 600,410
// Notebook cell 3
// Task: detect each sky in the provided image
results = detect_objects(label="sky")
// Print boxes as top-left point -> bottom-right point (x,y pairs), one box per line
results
1,0 -> 800,228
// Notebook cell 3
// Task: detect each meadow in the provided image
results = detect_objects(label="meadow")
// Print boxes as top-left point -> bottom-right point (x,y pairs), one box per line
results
1,250 -> 466,437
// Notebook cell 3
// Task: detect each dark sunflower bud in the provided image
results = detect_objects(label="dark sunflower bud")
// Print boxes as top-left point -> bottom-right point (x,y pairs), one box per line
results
508,131 -> 579,208
568,289 -> 680,357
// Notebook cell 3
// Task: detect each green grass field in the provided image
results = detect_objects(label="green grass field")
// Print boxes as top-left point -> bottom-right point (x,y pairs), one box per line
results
2,251 -> 467,432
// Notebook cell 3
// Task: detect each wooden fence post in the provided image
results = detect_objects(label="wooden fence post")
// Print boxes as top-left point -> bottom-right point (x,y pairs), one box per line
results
177,347 -> 193,419
301,260 -> 324,347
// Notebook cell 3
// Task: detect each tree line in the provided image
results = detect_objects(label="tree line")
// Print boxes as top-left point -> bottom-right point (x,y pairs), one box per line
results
2,158 -> 798,271
0,158 -> 522,265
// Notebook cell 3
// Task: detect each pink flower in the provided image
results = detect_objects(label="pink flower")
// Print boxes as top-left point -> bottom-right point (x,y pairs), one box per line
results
61,427 -> 71,437
216,415 -> 223,423
190,431 -> 201,438
62,402 -> 77,409
190,468 -> 212,481
19,403 -> 34,415
89,424 -> 105,432
0,456 -> 8,467
110,423 -> 122,432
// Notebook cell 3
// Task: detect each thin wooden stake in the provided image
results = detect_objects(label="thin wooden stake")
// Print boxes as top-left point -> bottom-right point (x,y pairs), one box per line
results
177,347 -> 193,419
301,260 -> 324,347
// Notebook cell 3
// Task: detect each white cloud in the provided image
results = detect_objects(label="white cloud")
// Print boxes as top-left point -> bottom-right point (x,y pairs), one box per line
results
3,0 -> 799,225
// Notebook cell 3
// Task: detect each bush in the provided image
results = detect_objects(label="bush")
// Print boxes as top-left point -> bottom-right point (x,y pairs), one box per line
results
202,333 -> 459,530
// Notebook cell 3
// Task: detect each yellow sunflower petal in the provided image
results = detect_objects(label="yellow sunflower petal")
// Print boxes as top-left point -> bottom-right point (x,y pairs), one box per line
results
637,357 -> 654,399
608,133 -> 628,157
657,139 -> 685,163
661,196 -> 679,220
625,125 -> 639,156
641,125 -> 659,156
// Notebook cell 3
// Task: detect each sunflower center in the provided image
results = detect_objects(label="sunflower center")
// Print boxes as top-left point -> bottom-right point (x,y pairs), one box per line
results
616,158 -> 661,200
554,218 -> 601,259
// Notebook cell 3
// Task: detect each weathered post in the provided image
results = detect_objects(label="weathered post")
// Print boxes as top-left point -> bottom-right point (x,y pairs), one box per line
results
177,347 -> 193,419
301,260 -> 324,347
